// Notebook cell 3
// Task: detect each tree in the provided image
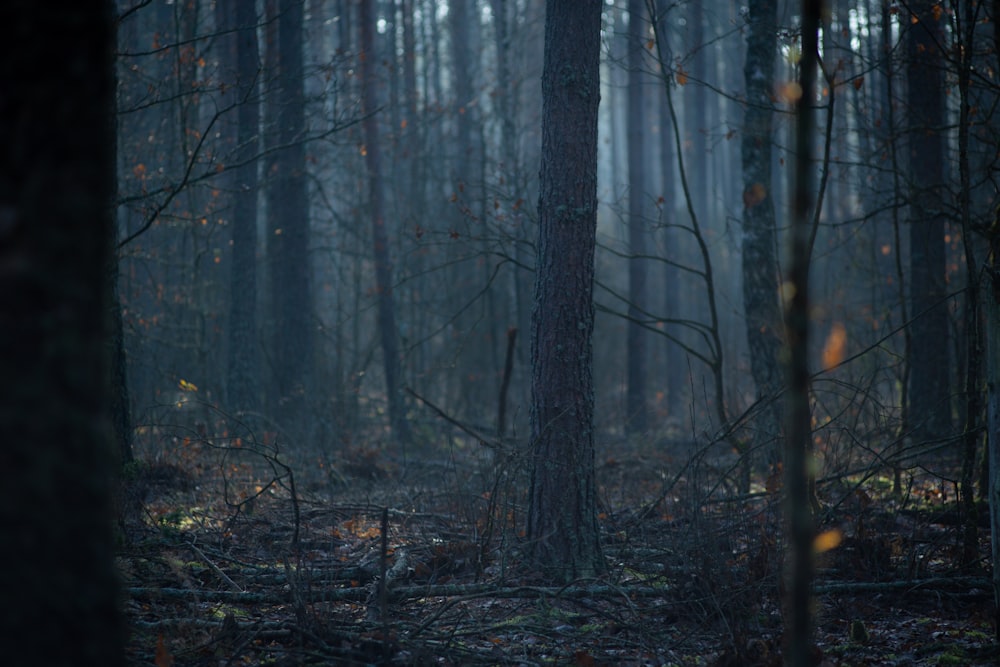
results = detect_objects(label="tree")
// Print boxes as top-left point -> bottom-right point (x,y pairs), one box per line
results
359,0 -> 412,449
741,0 -> 784,465
987,211 -> 1000,635
785,1 -> 821,664
0,3 -> 124,664
626,0 -> 649,434
226,0 -> 262,416
267,0 -> 313,429
527,0 -> 604,582
906,0 -> 951,441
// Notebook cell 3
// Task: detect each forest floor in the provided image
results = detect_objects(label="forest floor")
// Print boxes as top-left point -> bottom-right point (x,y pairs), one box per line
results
120,424 -> 1000,666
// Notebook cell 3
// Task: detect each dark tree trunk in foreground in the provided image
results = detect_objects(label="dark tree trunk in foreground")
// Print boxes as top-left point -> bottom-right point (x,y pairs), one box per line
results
0,3 -> 124,664
527,0 -> 605,582
741,0 -> 784,464
988,214 -> 1000,633
360,0 -> 412,449
906,0 -> 951,441
785,1 -> 821,664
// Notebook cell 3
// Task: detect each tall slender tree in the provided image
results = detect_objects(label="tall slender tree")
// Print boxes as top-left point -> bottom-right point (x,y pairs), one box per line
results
0,3 -> 124,664
654,0 -> 683,415
906,0 -> 951,441
227,0 -> 262,416
741,0 -> 784,465
785,1 -> 821,664
360,0 -> 412,449
626,0 -> 649,434
527,0 -> 605,582
267,0 -> 313,429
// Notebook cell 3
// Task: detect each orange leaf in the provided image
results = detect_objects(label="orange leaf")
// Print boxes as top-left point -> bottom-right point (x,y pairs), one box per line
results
853,76 -> 864,90
821,322 -> 847,370
814,529 -> 843,554
675,66 -> 688,86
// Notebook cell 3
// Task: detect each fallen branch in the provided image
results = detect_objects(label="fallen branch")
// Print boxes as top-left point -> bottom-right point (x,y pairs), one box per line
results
128,581 -> 674,605
813,576 -> 991,595
187,541 -> 244,592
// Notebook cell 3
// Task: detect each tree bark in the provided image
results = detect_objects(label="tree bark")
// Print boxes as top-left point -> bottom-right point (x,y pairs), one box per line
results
228,0 -> 261,416
527,0 -> 605,582
989,249 -> 1000,635
741,0 -> 784,465
626,0 -> 649,434
784,2 -> 821,664
267,0 -> 313,429
906,0 -> 951,442
0,3 -> 124,664
360,0 -> 412,449
655,0 -> 683,416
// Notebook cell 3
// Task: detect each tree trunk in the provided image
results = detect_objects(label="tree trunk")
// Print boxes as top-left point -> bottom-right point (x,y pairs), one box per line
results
906,0 -> 951,442
988,242 -> 1000,634
267,0 -> 313,430
655,0 -> 683,416
360,0 -> 412,450
0,3 -> 124,664
955,0 -> 981,570
527,0 -> 605,583
228,0 -> 261,416
626,0 -> 649,434
741,0 -> 784,466
784,2 -> 821,664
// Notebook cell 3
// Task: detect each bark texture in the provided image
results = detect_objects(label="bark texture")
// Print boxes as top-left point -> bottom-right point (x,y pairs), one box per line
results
906,0 -> 951,441
267,0 -> 313,426
360,0 -> 412,448
626,0 -> 649,434
527,0 -> 605,582
0,3 -> 124,664
989,275 -> 1000,634
228,0 -> 261,415
785,2 -> 821,664
741,0 -> 784,462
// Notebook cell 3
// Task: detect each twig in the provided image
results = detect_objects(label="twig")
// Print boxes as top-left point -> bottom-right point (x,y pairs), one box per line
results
496,327 -> 517,439
405,386 -> 499,449
187,541 -> 244,592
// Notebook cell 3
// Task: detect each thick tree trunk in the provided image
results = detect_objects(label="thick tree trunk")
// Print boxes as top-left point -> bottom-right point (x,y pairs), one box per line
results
267,0 -> 313,429
0,3 -> 124,664
741,0 -> 784,466
906,0 -> 951,442
360,0 -> 412,449
527,0 -> 605,582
